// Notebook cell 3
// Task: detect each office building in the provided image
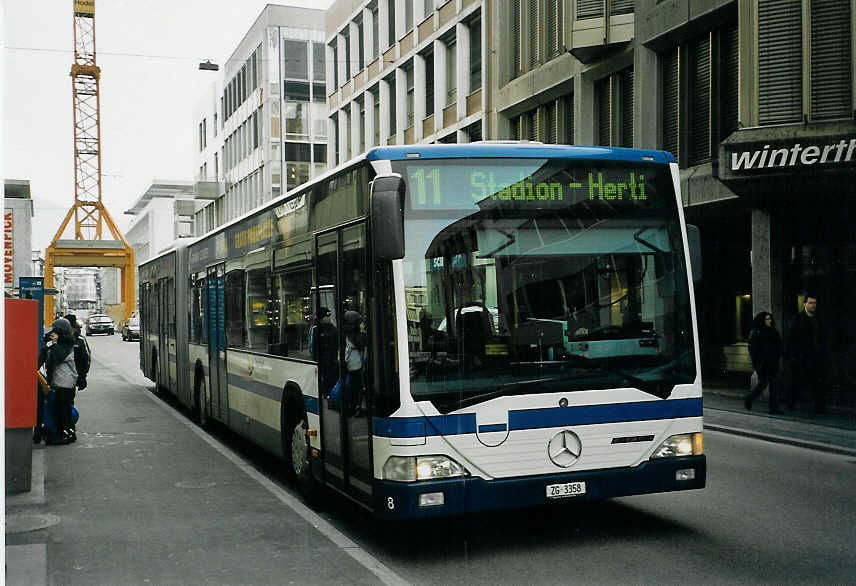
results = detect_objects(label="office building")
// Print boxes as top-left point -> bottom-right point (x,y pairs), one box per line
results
194,5 -> 328,234
325,0 -> 484,164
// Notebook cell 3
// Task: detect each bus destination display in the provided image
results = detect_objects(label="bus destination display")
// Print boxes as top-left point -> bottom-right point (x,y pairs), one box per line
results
407,162 -> 658,209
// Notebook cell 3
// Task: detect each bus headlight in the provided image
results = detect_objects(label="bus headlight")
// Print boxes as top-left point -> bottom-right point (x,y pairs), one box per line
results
382,455 -> 468,482
650,433 -> 703,459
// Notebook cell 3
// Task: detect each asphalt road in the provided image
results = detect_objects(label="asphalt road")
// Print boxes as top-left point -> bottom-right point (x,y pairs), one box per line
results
83,334 -> 856,584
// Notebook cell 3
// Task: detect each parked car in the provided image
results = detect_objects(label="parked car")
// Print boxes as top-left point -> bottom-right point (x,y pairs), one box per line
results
122,317 -> 140,341
86,314 -> 115,336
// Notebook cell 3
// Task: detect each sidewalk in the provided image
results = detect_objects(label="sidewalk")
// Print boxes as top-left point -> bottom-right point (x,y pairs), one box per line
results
702,381 -> 856,456
5,353 -> 404,586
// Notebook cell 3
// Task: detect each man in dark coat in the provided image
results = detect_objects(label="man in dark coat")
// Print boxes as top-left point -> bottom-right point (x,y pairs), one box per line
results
786,294 -> 826,413
310,308 -> 339,398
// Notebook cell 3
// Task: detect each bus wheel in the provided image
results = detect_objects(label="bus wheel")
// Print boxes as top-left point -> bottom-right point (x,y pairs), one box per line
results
287,414 -> 314,498
151,356 -> 161,395
194,376 -> 208,427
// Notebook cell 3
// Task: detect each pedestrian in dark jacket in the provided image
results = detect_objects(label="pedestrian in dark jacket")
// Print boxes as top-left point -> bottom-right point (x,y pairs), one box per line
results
786,294 -> 826,413
310,307 -> 338,398
38,317 -> 78,444
64,314 -> 91,442
745,311 -> 783,414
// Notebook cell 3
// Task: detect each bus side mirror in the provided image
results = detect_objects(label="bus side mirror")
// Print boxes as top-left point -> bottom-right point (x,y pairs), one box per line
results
686,224 -> 702,283
371,174 -> 406,261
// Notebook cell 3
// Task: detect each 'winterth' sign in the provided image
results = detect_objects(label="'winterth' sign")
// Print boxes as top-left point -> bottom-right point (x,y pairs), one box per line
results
730,138 -> 856,172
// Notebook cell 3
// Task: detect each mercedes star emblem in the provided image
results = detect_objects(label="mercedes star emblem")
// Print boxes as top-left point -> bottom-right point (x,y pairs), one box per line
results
547,430 -> 582,468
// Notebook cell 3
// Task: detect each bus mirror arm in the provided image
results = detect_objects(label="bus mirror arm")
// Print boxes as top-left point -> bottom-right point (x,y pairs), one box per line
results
686,224 -> 702,283
371,174 -> 406,261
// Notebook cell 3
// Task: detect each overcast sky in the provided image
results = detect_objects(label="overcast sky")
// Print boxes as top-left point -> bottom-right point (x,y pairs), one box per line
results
3,0 -> 333,253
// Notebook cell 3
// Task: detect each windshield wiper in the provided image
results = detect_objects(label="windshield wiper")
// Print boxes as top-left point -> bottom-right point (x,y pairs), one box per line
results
563,353 -> 674,399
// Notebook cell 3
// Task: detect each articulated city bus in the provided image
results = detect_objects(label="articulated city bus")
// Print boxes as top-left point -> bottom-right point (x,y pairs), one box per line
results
139,143 -> 706,519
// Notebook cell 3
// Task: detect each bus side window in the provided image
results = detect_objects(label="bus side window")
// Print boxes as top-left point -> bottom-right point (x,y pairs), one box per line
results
225,269 -> 247,349
246,267 -> 270,351
269,274 -> 287,357
268,269 -> 312,359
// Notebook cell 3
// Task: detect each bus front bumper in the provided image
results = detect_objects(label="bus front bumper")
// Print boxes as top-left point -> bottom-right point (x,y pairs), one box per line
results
372,455 -> 706,519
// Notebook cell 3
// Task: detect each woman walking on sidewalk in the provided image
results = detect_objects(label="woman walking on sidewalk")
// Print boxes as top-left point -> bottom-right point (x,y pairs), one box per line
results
38,317 -> 79,444
745,311 -> 784,414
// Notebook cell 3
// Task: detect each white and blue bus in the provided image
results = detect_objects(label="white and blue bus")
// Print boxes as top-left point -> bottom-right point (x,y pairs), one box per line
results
139,143 -> 705,519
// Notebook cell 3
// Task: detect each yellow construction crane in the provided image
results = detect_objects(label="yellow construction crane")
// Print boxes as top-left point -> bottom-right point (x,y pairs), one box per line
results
44,0 -> 135,323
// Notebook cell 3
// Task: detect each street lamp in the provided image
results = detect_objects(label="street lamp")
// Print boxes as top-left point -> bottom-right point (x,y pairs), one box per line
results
198,60 -> 219,71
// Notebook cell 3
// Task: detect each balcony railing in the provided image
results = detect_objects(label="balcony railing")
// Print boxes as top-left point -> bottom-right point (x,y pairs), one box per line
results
466,88 -> 482,117
368,57 -> 381,79
400,30 -> 414,55
422,114 -> 435,137
418,14 -> 435,40
443,103 -> 457,128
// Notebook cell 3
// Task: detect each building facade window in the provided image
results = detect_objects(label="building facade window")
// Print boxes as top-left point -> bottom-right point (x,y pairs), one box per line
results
446,39 -> 457,106
387,75 -> 397,137
508,91 -> 573,144
405,63 -> 415,128
758,0 -> 852,124
359,98 -> 366,153
512,0 -> 522,77
343,29 -> 351,80
527,0 -> 540,69
372,5 -> 379,60
469,16 -> 482,92
546,0 -> 562,59
424,49 -> 435,116
388,0 -> 396,44
595,67 -> 633,148
373,88 -> 380,145
331,41 -> 339,88
405,0 -> 414,32
661,21 -> 739,167
577,0 -> 602,19
511,0 -> 564,80
358,17 -> 365,69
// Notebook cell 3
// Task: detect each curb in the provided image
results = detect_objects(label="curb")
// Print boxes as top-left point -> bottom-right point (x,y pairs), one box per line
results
704,423 -> 856,457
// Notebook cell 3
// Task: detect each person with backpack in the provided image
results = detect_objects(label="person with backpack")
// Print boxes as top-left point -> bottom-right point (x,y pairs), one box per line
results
64,314 -> 91,442
38,317 -> 78,445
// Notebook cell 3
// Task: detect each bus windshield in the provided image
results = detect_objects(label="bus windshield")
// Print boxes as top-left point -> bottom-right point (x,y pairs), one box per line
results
393,157 -> 696,413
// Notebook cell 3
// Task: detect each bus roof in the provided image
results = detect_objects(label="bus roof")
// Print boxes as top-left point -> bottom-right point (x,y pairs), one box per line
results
365,142 -> 677,164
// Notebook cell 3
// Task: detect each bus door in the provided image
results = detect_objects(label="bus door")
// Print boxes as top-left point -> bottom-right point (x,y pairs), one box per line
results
206,264 -> 228,422
316,224 -> 372,500
157,277 -> 170,391
140,283 -> 148,373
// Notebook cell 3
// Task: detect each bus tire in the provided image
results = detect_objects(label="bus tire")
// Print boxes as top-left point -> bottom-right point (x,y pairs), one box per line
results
283,399 -> 314,499
194,371 -> 208,427
151,353 -> 160,395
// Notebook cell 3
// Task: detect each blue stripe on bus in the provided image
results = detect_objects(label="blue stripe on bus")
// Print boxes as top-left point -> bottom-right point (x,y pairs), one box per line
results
373,398 -> 702,438
220,372 -> 319,416
226,373 -> 282,402
365,144 -> 676,164
478,423 -> 508,433
509,398 -> 703,431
